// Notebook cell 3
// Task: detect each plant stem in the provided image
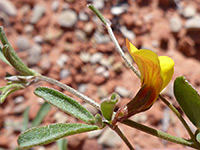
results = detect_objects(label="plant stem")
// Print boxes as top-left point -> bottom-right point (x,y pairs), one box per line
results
88,4 -> 141,78
88,4 -> 197,144
122,119 -> 197,149
159,95 -> 196,141
105,122 -> 134,150
36,75 -> 100,110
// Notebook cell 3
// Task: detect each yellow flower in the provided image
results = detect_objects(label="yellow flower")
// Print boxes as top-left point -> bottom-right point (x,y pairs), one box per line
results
112,39 -> 174,125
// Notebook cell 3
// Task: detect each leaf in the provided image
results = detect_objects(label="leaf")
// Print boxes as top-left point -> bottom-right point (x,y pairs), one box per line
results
18,123 -> 98,148
0,27 -> 36,75
23,106 -> 30,131
100,93 -> 119,121
174,76 -> 200,129
57,138 -> 67,150
34,87 -> 95,124
2,45 -> 36,75
32,102 -> 51,127
0,46 -> 11,65
196,132 -> 200,143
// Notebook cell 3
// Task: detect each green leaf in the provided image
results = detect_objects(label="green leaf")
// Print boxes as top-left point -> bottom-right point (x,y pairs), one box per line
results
196,132 -> 200,143
0,46 -> 11,65
2,45 -> 36,76
0,27 -> 36,75
174,76 -> 200,129
34,87 -> 95,124
101,93 -> 119,121
23,106 -> 30,131
0,83 -> 24,103
18,123 -> 98,148
32,102 -> 51,127
57,138 -> 67,150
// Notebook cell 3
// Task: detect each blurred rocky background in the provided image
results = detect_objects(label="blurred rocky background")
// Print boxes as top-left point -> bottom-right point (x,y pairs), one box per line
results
0,0 -> 200,149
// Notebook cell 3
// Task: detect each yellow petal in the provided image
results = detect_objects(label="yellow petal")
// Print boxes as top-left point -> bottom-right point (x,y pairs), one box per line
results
158,56 -> 175,91
126,39 -> 163,107
126,38 -> 138,53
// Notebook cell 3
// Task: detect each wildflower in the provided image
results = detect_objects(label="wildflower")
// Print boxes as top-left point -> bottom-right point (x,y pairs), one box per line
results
112,39 -> 174,125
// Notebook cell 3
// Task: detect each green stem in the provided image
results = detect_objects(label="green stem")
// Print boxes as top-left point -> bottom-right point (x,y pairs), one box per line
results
122,119 -> 197,149
106,122 -> 134,150
159,95 -> 196,141
36,75 -> 100,110
88,4 -> 141,78
88,4 -> 197,145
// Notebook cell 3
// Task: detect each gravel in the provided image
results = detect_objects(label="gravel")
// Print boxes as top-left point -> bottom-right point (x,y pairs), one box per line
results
57,10 -> 78,28
30,4 -> 46,24
0,0 -> 17,16
16,36 -> 31,51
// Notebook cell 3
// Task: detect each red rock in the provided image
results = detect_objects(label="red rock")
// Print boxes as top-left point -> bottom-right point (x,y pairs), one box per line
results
91,75 -> 106,85
82,139 -> 102,150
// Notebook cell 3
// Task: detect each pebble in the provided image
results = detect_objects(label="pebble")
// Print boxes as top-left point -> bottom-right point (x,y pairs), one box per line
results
57,10 -> 77,28
44,28 -> 63,41
88,130 -> 102,138
0,0 -> 17,16
182,5 -> 196,18
60,69 -> 70,79
83,22 -> 94,36
95,66 -> 106,74
54,111 -> 68,123
90,52 -> 103,64
82,103 -> 98,115
51,1 -> 59,12
94,32 -> 110,44
97,87 -> 108,98
92,0 -> 104,10
30,4 -> 46,24
20,4 -> 31,15
112,62 -> 123,72
33,35 -> 44,44
185,15 -> 200,30
111,4 -> 128,16
57,54 -> 68,68
78,84 -> 88,93
79,11 -> 89,21
27,44 -> 42,66
100,56 -> 114,68
14,96 -> 25,104
162,107 -> 170,132
24,24 -> 34,33
80,52 -> 91,63
131,113 -> 147,123
120,26 -> 135,40
16,36 -> 31,51
115,86 -> 131,97
75,30 -> 86,41
39,54 -> 51,71
98,127 -> 121,147
169,16 -> 182,32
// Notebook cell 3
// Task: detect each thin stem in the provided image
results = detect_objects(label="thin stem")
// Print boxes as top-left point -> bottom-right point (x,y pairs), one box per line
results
122,119 -> 197,149
88,4 -> 141,78
159,95 -> 195,141
36,75 -> 100,110
106,122 -> 134,150
88,4 -> 197,144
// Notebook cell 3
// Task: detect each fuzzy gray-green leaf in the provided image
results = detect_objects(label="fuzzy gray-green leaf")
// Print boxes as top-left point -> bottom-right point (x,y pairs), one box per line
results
34,87 -> 95,124
32,102 -> 51,127
174,76 -> 200,129
18,123 -> 98,148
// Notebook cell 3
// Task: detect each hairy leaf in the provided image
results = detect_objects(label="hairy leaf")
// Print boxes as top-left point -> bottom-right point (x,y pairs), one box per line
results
18,123 -> 98,148
174,76 -> 200,129
34,87 -> 95,124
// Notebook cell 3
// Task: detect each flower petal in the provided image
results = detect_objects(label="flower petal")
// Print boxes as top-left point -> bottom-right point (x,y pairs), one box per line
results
126,39 -> 163,106
158,56 -> 174,91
